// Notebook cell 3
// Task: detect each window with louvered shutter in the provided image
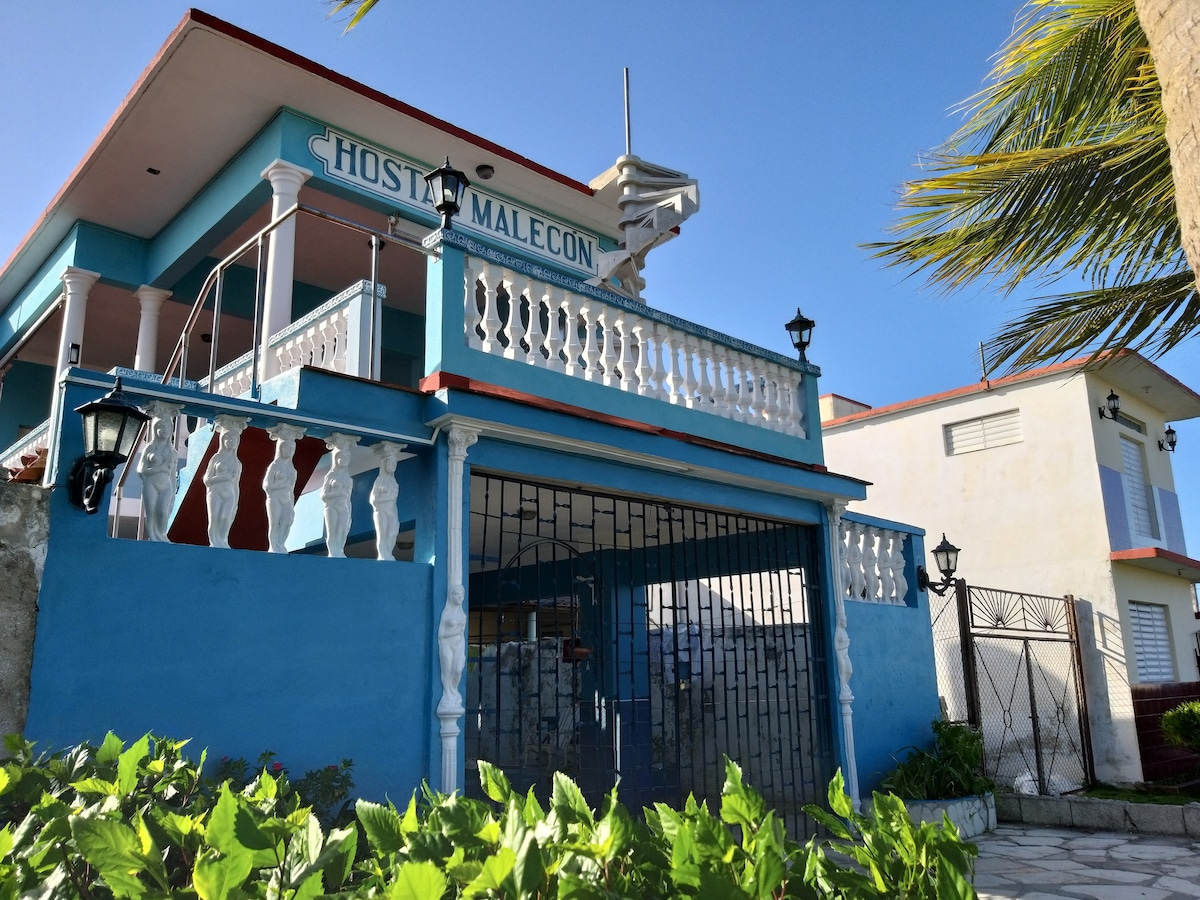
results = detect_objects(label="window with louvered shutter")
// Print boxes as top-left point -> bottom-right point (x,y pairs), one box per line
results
944,409 -> 1022,455
1128,601 -> 1175,683
1121,436 -> 1159,541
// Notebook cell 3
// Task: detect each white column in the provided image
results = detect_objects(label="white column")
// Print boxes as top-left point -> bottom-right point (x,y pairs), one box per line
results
827,500 -> 861,811
133,285 -> 171,374
260,159 -> 313,380
437,424 -> 479,793
55,267 -> 100,377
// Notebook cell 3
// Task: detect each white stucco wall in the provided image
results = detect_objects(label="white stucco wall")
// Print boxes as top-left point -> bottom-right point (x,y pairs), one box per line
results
821,369 -> 1198,783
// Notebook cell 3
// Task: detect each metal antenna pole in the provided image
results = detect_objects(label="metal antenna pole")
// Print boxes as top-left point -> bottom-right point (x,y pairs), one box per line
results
624,67 -> 632,156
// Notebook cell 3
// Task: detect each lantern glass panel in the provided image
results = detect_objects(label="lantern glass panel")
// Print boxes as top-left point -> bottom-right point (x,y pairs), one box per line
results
94,408 -> 127,455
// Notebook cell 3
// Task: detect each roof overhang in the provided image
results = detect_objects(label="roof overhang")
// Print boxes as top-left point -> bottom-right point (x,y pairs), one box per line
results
1111,547 -> 1200,583
0,9 -> 621,309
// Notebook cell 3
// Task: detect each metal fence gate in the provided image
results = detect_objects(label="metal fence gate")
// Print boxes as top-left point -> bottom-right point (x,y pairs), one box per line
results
930,582 -> 1094,794
464,472 -> 834,834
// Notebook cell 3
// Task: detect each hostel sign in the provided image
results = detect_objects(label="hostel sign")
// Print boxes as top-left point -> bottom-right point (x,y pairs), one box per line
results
308,128 -> 601,277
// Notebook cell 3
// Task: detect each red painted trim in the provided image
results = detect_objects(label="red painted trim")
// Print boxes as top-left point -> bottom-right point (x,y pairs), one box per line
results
187,10 -> 593,196
420,371 -> 841,477
1110,546 -> 1200,568
823,350 -> 1200,427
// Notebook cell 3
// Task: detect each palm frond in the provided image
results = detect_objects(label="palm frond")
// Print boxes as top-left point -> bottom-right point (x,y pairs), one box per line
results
325,0 -> 379,32
985,270 -> 1198,371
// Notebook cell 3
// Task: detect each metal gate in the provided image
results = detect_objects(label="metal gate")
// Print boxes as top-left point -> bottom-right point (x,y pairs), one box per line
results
464,472 -> 834,834
930,582 -> 1094,794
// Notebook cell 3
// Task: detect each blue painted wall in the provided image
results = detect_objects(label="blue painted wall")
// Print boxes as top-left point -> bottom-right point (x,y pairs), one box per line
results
1098,465 -> 1130,551
0,360 -> 54,450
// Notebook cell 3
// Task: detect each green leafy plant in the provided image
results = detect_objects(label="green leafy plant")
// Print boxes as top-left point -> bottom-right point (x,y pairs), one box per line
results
2,731 -> 979,899
880,719 -> 994,800
1161,699 -> 1200,756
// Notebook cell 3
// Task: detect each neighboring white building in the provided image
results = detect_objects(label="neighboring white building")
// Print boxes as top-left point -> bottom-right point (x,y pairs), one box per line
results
821,352 -> 1200,783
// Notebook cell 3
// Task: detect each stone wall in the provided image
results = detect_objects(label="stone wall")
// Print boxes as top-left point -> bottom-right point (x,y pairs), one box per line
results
0,482 -> 48,739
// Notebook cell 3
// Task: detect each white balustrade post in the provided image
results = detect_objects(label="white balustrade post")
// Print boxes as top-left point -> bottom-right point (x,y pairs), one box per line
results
581,304 -> 601,381
478,265 -> 503,354
321,432 -> 360,558
665,333 -> 684,404
599,310 -> 619,387
764,364 -> 782,431
696,340 -> 714,408
371,441 -> 406,560
464,258 -> 483,350
891,533 -> 909,603
544,287 -> 566,373
862,527 -> 880,601
616,314 -> 636,392
133,285 -> 171,374
137,400 -> 183,543
878,530 -> 895,602
680,335 -> 699,408
651,322 -> 670,401
525,282 -> 547,367
438,425 -> 480,793
632,317 -> 654,396
260,160 -> 313,381
711,346 -> 730,417
502,272 -> 528,361
847,523 -> 866,599
561,293 -> 584,377
204,415 -> 249,549
264,423 -> 306,553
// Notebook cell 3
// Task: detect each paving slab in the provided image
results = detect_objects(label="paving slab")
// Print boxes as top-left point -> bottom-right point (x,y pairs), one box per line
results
973,824 -> 1200,899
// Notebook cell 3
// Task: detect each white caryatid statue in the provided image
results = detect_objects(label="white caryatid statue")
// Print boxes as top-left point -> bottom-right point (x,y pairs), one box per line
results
370,441 -> 406,560
137,400 -> 182,542
263,423 -> 306,553
321,432 -> 359,557
204,416 -> 249,549
587,155 -> 699,301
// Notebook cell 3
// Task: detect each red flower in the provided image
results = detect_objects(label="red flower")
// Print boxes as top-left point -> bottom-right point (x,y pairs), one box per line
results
271,762 -> 283,771
327,764 -> 338,771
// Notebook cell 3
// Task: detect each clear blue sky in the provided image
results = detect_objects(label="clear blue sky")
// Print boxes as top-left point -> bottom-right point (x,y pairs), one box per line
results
4,1 -> 1200,556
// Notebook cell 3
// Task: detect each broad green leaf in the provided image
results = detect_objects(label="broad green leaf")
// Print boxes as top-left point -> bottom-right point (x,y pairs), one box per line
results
96,731 -> 125,765
522,786 -> 545,827
116,734 -> 151,795
477,760 -> 512,804
462,846 -> 515,899
70,777 -> 119,796
206,785 -> 277,867
321,825 -> 359,893
550,772 -> 593,825
752,847 -> 787,900
400,792 -> 420,834
826,770 -> 855,820
71,817 -> 149,900
387,860 -> 448,900
0,824 -> 12,859
357,799 -> 405,854
193,848 -> 253,900
512,831 -> 545,894
937,849 -> 979,900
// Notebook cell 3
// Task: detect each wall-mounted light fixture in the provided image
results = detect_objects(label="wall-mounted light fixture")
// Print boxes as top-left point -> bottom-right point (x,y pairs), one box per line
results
917,533 -> 961,596
785,308 -> 815,363
1098,390 -> 1121,421
1159,425 -> 1178,452
424,157 -> 471,230
68,343 -> 81,365
475,163 -> 495,180
67,378 -> 150,514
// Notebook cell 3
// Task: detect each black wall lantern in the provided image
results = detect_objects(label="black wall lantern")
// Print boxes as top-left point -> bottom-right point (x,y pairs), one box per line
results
67,378 -> 150,514
424,157 -> 470,230
1098,390 -> 1121,421
785,308 -> 815,362
917,533 -> 961,596
1160,424 -> 1178,452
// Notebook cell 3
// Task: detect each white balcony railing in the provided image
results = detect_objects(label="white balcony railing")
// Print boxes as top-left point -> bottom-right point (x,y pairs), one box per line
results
464,258 -> 809,438
206,281 -> 384,398
1,420 -> 49,476
839,517 -> 912,606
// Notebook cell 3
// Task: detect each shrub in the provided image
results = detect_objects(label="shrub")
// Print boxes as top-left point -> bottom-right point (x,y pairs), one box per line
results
880,719 -> 994,800
1161,699 -> 1200,756
1,731 -> 979,899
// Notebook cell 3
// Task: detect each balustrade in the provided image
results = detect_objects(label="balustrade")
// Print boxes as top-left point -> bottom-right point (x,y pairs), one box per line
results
464,259 -> 810,437
839,518 -> 912,605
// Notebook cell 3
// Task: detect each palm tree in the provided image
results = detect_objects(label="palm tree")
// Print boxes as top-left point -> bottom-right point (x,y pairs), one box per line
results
871,0 -> 1200,373
326,0 -> 378,32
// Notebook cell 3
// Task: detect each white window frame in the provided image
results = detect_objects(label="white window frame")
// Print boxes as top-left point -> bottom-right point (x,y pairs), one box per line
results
944,409 -> 1022,456
1128,601 -> 1175,683
1120,435 -> 1161,544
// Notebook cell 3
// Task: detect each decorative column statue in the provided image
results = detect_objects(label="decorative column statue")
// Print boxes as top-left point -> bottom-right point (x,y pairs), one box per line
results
137,401 -> 182,542
370,441 -> 406,560
321,432 -> 359,557
204,416 -> 249,549
263,423 -> 305,553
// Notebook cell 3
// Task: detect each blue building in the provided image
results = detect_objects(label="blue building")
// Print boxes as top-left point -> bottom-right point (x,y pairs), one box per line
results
0,10 -> 938,824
